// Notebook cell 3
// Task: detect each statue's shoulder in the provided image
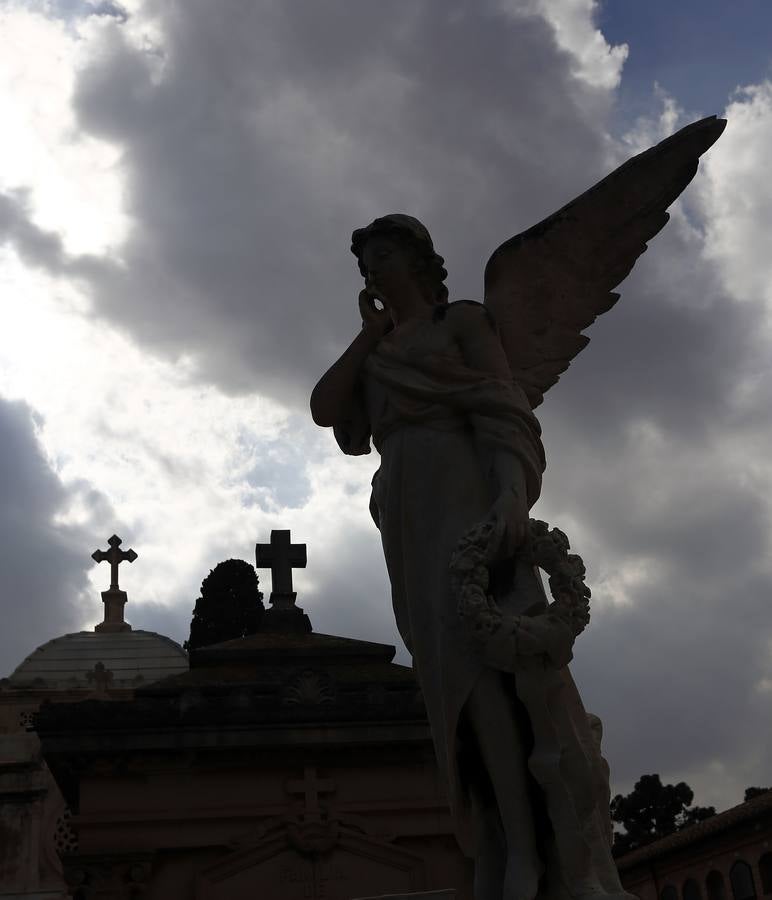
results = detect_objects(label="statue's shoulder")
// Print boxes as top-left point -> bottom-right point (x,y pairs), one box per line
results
432,299 -> 496,331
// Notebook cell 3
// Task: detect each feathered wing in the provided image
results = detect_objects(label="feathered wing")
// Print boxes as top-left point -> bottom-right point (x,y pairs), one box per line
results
483,116 -> 726,408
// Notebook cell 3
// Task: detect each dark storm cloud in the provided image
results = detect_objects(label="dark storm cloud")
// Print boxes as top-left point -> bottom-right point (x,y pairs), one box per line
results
47,0 -> 128,23
532,217 -> 772,801
301,526 -> 399,655
542,225 -> 751,439
573,559 -> 772,798
0,191 -> 67,271
88,1 -> 128,22
60,1 -> 611,402
0,399 -> 115,676
0,190 -> 115,288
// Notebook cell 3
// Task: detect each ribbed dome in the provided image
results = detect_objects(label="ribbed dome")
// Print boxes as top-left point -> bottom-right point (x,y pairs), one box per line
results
8,630 -> 188,689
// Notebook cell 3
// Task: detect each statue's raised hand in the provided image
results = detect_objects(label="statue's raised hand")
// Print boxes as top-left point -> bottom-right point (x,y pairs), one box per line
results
358,288 -> 392,339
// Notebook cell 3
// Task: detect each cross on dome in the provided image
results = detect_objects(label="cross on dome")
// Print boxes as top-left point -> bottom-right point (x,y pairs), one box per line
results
92,534 -> 137,591
91,534 -> 137,633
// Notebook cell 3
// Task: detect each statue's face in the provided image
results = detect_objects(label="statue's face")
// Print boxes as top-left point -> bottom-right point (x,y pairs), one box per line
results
361,235 -> 417,303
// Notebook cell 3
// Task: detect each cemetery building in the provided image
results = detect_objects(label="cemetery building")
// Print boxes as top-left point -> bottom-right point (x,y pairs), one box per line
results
617,791 -> 772,900
4,528 -> 769,900
20,530 -> 474,899
0,536 -> 188,899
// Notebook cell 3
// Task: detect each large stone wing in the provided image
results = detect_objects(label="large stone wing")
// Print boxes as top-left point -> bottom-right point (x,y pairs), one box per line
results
483,116 -> 726,408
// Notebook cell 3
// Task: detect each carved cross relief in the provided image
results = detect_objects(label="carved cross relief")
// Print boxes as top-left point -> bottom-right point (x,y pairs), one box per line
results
286,765 -> 336,822
86,661 -> 114,694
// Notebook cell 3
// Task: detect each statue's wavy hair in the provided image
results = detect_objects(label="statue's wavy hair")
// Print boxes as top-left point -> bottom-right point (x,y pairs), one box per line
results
351,214 -> 449,307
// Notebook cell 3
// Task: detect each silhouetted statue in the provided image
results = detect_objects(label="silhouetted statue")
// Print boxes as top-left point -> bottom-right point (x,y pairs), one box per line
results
311,117 -> 726,900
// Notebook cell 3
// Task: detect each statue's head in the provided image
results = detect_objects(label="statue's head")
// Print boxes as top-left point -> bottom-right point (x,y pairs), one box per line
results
351,214 -> 449,306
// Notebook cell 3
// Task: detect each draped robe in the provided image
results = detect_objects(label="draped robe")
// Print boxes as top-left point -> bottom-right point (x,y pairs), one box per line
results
334,303 -> 634,900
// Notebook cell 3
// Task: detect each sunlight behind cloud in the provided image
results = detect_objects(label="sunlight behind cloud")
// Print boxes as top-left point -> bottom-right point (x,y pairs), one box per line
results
621,87 -> 686,153
0,5 -> 128,255
0,244 -> 384,643
0,249 -> 303,624
501,0 -> 627,89
699,81 -> 772,313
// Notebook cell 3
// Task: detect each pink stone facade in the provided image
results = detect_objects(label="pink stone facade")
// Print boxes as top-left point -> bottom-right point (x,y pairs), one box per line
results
35,631 -> 475,899
59,740 -> 472,899
618,793 -> 772,900
1,688 -> 95,899
0,624 -> 188,898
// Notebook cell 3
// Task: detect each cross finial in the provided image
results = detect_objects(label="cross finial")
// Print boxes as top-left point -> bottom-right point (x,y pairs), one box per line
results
255,529 -> 311,633
91,534 -> 136,633
255,529 -> 306,600
92,534 -> 137,591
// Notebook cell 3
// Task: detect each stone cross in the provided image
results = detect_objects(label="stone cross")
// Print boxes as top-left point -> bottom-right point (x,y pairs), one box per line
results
286,765 -> 335,820
92,534 -> 137,590
92,534 -> 136,633
255,530 -> 307,601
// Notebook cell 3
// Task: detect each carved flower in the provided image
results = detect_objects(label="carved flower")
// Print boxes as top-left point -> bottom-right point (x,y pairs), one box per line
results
283,670 -> 335,706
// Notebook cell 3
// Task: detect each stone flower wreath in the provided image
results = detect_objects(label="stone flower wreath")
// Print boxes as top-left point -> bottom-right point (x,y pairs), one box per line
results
451,518 -> 591,672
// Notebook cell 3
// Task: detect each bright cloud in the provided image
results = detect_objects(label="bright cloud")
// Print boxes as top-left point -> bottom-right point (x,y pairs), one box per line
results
700,81 -> 772,311
0,4 -> 128,255
502,0 -> 628,89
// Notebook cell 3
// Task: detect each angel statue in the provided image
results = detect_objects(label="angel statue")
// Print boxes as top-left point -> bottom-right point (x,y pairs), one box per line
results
310,116 -> 725,900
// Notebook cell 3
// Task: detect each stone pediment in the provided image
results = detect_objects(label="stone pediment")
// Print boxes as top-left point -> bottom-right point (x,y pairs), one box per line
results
188,630 -> 398,667
132,630 -> 421,716
195,817 -> 425,900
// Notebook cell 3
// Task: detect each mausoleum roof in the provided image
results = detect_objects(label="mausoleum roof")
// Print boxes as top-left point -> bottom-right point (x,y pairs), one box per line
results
4,533 -> 188,692
7,630 -> 188,690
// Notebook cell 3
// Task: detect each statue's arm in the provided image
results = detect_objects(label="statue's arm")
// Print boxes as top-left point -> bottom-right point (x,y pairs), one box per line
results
310,328 -> 380,427
310,290 -> 390,428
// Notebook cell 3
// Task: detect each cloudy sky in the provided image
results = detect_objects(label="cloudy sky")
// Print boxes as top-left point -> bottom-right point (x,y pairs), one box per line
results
1,0 -> 770,814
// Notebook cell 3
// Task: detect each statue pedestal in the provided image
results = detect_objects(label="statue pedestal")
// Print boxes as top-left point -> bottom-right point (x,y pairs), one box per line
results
352,892 -> 456,900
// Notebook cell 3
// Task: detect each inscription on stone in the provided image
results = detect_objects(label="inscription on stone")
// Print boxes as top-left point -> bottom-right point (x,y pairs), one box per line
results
279,861 -> 348,898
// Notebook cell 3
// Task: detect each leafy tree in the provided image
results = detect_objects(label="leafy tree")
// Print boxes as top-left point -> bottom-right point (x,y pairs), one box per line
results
744,786 -> 770,802
183,559 -> 264,652
610,774 -> 716,857
679,803 -> 717,829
